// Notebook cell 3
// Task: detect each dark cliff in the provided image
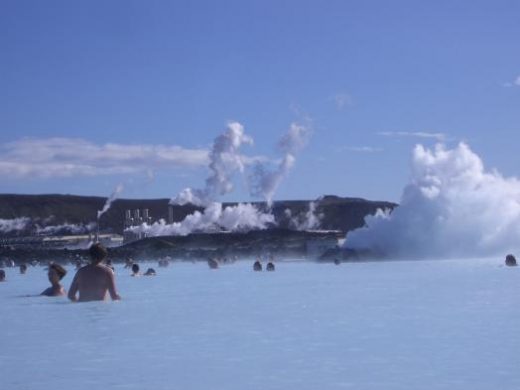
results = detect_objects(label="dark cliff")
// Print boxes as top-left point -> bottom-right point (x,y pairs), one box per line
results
0,193 -> 396,235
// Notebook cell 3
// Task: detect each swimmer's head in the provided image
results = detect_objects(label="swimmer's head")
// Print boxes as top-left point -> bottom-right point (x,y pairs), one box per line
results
0,269 -> 5,281
89,243 -> 108,264
19,264 -> 27,274
131,263 -> 140,274
48,263 -> 67,283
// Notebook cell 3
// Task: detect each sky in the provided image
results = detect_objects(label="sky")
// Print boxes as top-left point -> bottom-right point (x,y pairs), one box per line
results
1,0 -> 519,203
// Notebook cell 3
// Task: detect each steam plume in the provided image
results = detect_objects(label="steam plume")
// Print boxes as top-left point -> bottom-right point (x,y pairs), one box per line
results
97,183 -> 124,219
127,202 -> 274,236
249,122 -> 310,206
346,143 -> 520,259
0,217 -> 31,233
171,122 -> 252,206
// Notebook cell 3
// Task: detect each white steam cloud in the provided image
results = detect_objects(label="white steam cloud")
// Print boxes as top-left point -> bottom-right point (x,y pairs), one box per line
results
286,202 -> 322,231
346,143 -> 520,259
127,202 -> 274,236
97,184 -> 124,220
249,122 -> 311,206
0,217 -> 31,233
36,222 -> 96,235
171,122 -> 253,206
131,122 -> 274,237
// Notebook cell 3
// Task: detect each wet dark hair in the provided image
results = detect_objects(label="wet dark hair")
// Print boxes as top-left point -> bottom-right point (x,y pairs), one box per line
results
50,263 -> 67,280
132,263 -> 140,273
89,243 -> 108,263
20,264 -> 27,271
0,269 -> 5,280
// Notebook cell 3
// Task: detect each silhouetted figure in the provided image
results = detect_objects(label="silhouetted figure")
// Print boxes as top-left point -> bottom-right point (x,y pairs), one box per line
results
19,264 -> 27,274
144,268 -> 156,276
266,262 -> 275,272
334,258 -> 341,265
41,263 -> 67,297
207,258 -> 219,269
68,243 -> 121,302
253,260 -> 262,272
131,263 -> 140,276
0,269 -> 5,282
505,254 -> 517,267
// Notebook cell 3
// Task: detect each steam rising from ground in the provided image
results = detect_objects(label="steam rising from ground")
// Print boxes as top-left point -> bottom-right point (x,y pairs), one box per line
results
0,217 -> 95,235
0,217 -> 31,233
97,184 -> 124,219
346,143 -> 520,259
128,121 -> 312,237
36,222 -> 96,235
249,123 -> 311,206
127,202 -> 274,236
285,201 -> 322,230
171,122 -> 253,206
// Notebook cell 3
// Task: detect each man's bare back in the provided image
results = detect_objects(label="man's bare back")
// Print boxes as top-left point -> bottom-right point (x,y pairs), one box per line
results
68,243 -> 121,302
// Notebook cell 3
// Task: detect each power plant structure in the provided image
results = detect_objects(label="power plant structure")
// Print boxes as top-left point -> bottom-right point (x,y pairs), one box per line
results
123,208 -> 153,243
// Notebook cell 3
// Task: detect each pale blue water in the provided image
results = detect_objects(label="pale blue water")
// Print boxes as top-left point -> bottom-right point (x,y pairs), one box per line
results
1,258 -> 519,390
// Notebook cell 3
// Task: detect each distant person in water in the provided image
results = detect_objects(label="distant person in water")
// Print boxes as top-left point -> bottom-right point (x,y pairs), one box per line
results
253,259 -> 262,271
144,268 -> 156,276
19,264 -> 27,274
68,243 -> 121,302
131,263 -> 140,276
41,263 -> 67,297
505,254 -> 517,267
0,269 -> 5,282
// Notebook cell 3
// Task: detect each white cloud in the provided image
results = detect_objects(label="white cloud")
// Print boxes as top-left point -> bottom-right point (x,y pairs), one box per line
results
0,136 -> 272,181
0,137 -> 210,179
343,146 -> 384,153
378,131 -> 446,141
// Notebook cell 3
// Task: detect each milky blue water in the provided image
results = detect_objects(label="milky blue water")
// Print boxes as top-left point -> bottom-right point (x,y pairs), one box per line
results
1,258 -> 519,390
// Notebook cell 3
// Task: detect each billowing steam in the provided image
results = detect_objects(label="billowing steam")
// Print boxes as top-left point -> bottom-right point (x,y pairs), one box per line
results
285,201 -> 322,231
171,122 -> 253,207
129,122 -> 272,237
0,217 -> 31,233
346,143 -> 520,259
0,217 -> 95,236
249,122 -> 310,206
97,183 -> 124,219
127,202 -> 274,236
36,222 -> 96,235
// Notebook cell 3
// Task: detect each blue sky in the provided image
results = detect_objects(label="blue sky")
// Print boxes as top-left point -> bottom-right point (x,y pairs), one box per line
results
1,0 -> 519,202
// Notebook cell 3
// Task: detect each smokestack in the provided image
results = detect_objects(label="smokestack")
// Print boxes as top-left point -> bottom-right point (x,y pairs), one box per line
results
168,205 -> 174,224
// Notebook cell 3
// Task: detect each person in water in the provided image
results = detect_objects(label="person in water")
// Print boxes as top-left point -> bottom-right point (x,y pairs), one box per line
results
19,263 -> 27,274
131,263 -> 140,276
68,243 -> 121,302
0,269 -> 5,282
41,263 -> 67,297
144,268 -> 156,276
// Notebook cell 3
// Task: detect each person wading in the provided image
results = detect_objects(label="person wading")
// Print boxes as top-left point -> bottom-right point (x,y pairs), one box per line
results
68,243 -> 121,302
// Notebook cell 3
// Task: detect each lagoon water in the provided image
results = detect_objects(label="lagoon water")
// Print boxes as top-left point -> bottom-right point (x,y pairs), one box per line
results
1,258 -> 519,390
